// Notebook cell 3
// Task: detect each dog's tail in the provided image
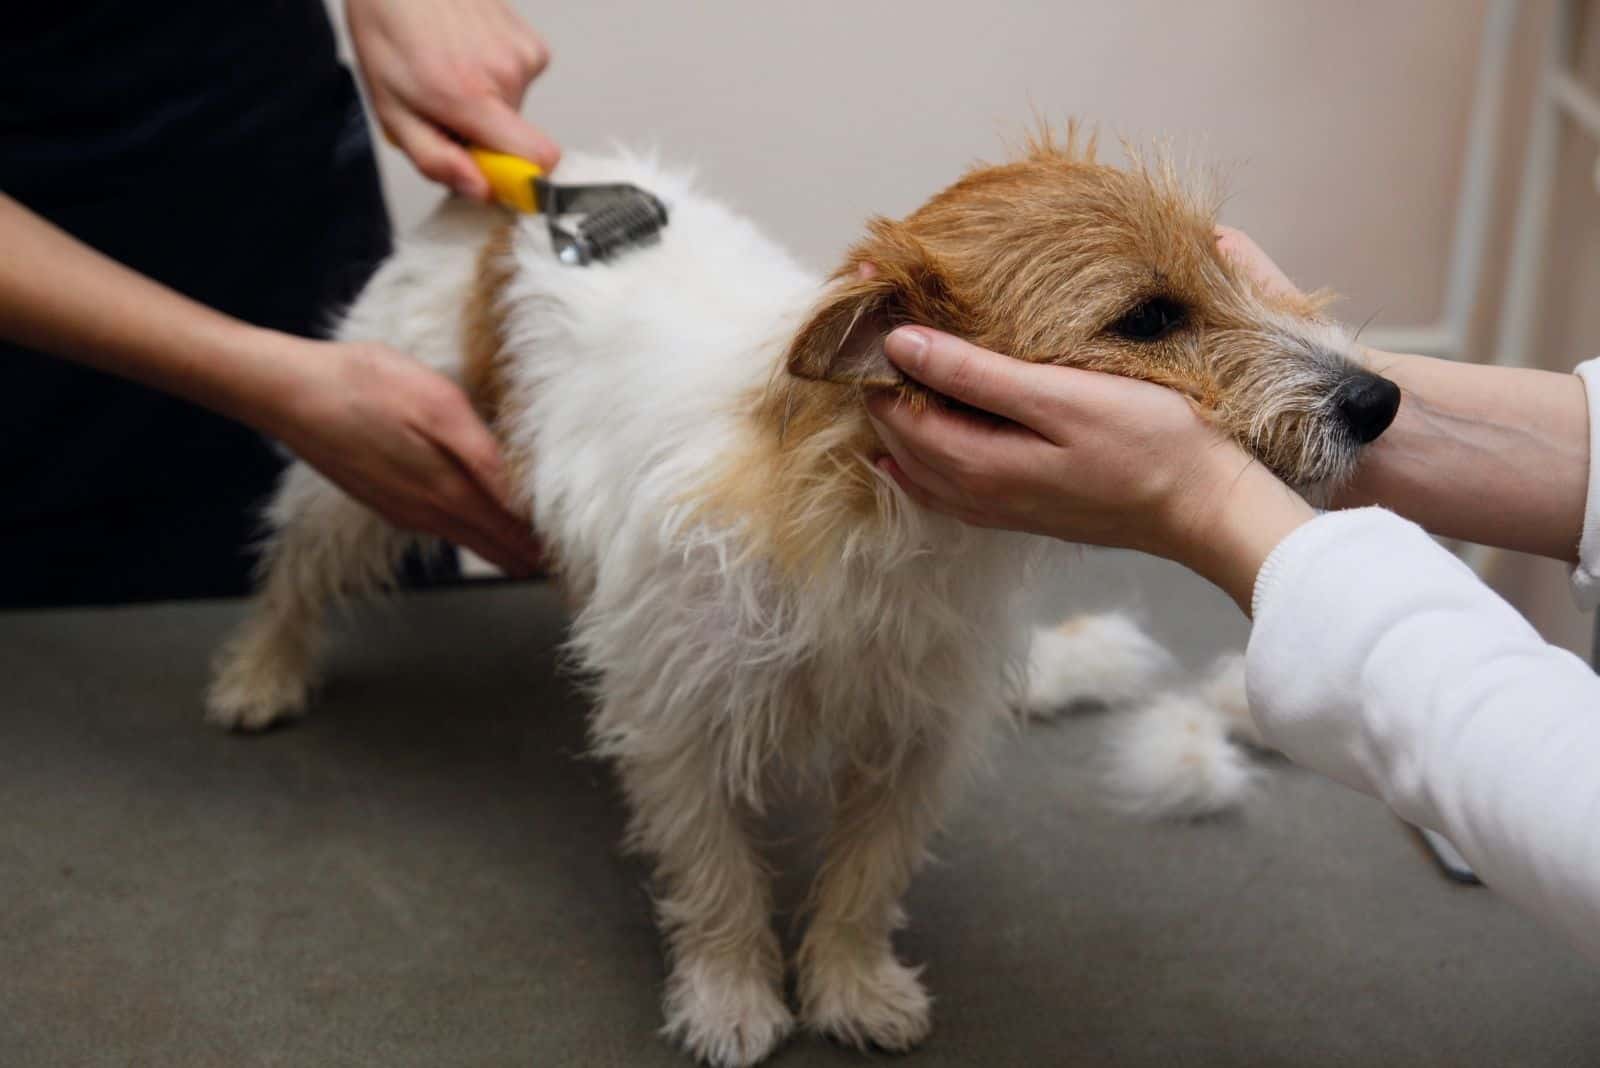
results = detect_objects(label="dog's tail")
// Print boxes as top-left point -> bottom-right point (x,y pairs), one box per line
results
1102,653 -> 1264,819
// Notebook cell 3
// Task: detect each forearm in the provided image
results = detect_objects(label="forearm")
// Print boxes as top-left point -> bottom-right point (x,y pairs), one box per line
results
0,198 -> 543,572
0,194 -> 311,436
1249,508 -> 1600,960
1333,350 -> 1589,562
1173,457 -> 1316,616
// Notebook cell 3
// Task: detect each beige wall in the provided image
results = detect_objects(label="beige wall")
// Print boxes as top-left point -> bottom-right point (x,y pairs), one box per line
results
1470,3 -> 1600,655
330,1 -> 1600,648
343,0 -> 1485,329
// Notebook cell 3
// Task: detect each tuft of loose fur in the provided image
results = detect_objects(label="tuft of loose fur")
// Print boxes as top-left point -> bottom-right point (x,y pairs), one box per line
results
1100,652 -> 1266,820
1102,694 -> 1255,820
1020,613 -> 1177,717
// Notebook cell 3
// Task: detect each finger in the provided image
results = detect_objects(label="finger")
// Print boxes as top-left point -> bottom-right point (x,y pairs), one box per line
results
368,462 -> 537,577
867,389 -> 1048,483
879,455 -> 938,510
430,451 -> 545,574
429,505 -> 539,578
878,457 -> 989,528
382,106 -> 490,199
373,423 -> 539,574
315,424 -> 532,571
404,381 -> 545,570
1214,226 -> 1299,298
441,482 -> 544,576
431,402 -> 520,513
445,95 -> 561,171
493,28 -> 552,95
880,328 -> 1069,433
420,475 -> 541,576
866,404 -> 971,506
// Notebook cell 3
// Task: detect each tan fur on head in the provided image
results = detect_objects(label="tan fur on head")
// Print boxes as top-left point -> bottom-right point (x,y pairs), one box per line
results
781,121 -> 1368,491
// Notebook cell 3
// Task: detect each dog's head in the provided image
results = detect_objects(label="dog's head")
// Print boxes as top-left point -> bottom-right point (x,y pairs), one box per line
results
785,129 -> 1397,492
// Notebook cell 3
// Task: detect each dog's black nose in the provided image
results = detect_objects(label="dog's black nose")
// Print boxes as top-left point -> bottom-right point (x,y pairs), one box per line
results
1334,372 -> 1401,444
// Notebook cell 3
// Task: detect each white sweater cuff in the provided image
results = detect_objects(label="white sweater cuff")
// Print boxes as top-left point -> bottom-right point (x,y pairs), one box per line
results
1245,504 -> 1600,961
1250,508 -> 1393,626
1570,358 -> 1600,609
1245,508 -> 1433,795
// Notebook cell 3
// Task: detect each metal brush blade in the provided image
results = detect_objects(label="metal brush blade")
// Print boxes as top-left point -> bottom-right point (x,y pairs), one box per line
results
544,187 -> 668,265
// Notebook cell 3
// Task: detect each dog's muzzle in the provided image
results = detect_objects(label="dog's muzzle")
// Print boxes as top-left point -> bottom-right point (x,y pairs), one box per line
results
1334,372 -> 1401,444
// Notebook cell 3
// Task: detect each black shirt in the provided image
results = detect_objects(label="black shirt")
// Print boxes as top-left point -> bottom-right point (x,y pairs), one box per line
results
0,1 -> 393,607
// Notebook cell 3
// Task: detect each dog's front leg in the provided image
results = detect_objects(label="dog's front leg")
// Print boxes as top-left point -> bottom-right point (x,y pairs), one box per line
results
797,731 -> 958,1052
615,734 -> 792,1068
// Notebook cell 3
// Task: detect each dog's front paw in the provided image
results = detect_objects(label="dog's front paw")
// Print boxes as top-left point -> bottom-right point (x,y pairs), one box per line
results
205,634 -> 311,732
800,946 -> 931,1053
663,960 -> 793,1068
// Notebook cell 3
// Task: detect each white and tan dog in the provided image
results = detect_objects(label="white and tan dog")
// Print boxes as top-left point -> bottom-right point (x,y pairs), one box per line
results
208,130 -> 1394,1066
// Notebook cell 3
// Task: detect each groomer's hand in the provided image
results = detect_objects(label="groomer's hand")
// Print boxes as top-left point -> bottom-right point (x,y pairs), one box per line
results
1214,225 -> 1301,299
865,328 -> 1314,613
266,339 -> 545,577
347,0 -> 560,198
0,193 -> 542,578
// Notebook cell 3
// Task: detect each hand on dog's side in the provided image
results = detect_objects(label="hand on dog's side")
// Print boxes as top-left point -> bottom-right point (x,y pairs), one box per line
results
264,337 -> 544,577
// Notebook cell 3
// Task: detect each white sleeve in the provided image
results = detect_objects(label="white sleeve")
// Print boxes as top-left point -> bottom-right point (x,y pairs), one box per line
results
1569,358 -> 1600,609
1247,507 -> 1600,959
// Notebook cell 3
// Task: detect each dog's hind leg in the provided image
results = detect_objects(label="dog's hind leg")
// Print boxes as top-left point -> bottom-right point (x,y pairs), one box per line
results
796,730 -> 963,1052
608,724 -> 793,1068
206,462 -> 428,731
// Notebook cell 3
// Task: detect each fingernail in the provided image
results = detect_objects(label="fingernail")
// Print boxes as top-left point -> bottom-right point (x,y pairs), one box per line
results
884,327 -> 929,370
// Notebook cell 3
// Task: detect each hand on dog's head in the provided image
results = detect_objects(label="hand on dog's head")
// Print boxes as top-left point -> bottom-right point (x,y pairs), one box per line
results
785,125 -> 1395,492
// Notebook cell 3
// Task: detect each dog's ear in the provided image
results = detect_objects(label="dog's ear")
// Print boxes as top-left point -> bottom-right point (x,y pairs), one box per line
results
785,220 -> 961,388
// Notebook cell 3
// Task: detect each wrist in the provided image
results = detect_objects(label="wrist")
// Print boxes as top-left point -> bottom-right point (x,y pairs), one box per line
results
1332,348 -> 1419,509
1163,452 -> 1316,614
1335,348 -> 1589,560
202,326 -> 329,441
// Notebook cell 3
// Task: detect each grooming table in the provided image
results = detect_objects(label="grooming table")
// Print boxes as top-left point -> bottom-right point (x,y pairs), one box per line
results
3,562 -> 1597,1066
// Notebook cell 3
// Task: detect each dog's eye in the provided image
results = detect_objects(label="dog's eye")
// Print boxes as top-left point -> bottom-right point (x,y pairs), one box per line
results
1109,297 -> 1186,342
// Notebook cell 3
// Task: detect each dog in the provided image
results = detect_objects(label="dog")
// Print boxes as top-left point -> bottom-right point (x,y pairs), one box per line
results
207,126 -> 1396,1066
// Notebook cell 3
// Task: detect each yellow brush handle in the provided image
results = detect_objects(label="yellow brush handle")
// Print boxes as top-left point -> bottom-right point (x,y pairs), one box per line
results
468,147 -> 544,213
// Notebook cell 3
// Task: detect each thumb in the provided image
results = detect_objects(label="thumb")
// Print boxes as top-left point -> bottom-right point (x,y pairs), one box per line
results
882,327 -> 1069,434
430,397 -> 523,517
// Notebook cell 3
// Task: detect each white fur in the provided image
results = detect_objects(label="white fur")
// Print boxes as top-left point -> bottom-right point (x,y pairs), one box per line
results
1100,652 -> 1265,819
208,151 -> 1192,1065
1198,651 -> 1264,748
1020,613 -> 1176,717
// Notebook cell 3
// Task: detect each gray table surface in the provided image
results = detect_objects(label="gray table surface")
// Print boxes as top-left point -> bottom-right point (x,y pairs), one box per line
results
3,554 -> 1597,1067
